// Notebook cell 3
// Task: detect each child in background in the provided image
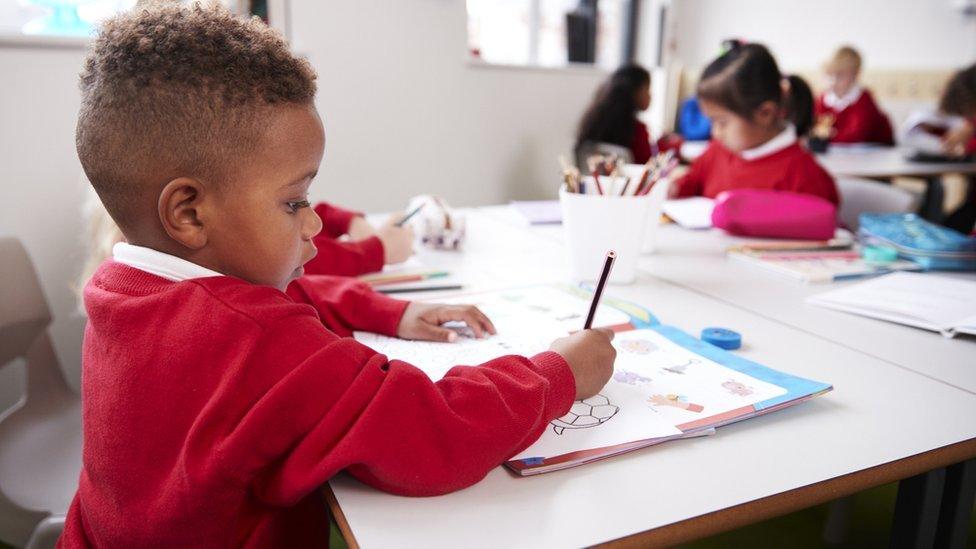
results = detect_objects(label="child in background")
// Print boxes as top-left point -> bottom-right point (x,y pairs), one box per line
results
673,43 -> 839,205
575,64 -> 653,165
61,5 -> 617,547
939,63 -> 976,233
814,46 -> 894,145
307,201 -> 414,276
939,63 -> 976,157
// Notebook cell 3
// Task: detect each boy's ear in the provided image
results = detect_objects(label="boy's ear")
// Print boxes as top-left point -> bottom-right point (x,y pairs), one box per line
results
158,177 -> 209,250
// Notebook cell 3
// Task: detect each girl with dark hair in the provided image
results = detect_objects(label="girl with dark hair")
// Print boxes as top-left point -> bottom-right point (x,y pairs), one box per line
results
939,63 -> 976,157
575,64 -> 653,164
673,42 -> 839,205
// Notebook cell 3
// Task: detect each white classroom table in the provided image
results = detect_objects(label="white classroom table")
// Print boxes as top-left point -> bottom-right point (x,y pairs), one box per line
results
679,140 -> 976,179
816,146 -> 976,180
483,205 -> 976,396
678,140 -> 976,220
328,208 -> 976,548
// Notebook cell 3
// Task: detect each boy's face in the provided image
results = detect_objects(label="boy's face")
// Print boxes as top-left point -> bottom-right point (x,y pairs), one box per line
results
700,99 -> 779,153
204,104 -> 325,290
826,68 -> 858,97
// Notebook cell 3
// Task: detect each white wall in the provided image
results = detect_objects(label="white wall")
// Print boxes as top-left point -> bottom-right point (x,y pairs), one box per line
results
0,1 -> 608,411
0,47 -> 90,409
669,0 -> 976,70
291,0 -> 606,212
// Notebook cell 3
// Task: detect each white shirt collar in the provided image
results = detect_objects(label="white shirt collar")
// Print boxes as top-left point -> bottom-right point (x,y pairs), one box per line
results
740,124 -> 797,161
823,85 -> 862,112
113,242 -> 223,282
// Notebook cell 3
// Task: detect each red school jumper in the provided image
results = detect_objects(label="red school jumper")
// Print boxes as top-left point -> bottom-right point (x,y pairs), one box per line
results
631,120 -> 653,164
59,264 -> 574,547
815,88 -> 895,145
304,202 -> 385,276
674,139 -> 840,205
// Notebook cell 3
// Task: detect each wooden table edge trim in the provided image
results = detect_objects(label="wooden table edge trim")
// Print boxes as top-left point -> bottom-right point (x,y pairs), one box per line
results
323,483 -> 360,549
594,437 -> 976,549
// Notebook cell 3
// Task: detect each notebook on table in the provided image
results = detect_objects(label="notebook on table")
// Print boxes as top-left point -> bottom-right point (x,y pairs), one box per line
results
354,285 -> 833,475
807,272 -> 976,338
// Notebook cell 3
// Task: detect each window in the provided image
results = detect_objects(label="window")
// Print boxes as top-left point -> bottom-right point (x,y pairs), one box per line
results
467,0 -> 634,70
0,0 -> 270,44
0,0 -> 136,39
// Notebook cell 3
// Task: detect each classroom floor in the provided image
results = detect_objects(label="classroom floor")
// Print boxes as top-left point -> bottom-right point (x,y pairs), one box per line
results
324,481 -> 976,548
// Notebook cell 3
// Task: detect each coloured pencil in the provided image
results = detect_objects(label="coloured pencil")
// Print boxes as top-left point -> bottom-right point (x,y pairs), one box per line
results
584,250 -> 616,329
396,203 -> 426,227
378,284 -> 464,294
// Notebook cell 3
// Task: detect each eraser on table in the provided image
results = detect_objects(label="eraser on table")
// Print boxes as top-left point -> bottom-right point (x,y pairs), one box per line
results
701,327 -> 741,350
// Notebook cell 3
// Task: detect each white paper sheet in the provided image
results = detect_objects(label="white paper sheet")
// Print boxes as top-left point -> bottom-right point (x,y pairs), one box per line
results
807,272 -> 976,335
662,197 -> 715,229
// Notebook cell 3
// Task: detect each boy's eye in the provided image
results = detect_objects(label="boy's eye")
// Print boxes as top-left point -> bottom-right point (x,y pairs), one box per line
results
285,200 -> 310,214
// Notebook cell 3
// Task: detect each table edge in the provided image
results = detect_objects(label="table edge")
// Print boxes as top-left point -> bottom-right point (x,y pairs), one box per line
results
324,438 -> 976,549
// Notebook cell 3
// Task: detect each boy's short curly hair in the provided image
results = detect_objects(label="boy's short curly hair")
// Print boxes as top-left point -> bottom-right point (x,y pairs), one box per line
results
77,2 -> 317,229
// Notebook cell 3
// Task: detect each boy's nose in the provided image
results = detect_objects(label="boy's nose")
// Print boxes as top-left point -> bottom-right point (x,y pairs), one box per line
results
303,207 -> 323,240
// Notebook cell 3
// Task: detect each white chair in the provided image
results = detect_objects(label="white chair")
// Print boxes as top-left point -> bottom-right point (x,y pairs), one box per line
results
0,237 -> 81,548
835,176 -> 921,231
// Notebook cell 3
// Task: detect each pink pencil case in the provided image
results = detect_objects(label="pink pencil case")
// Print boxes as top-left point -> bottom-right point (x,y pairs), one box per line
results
711,189 -> 837,240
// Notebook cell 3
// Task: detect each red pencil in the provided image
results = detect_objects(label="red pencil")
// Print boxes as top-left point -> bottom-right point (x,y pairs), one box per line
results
591,170 -> 604,195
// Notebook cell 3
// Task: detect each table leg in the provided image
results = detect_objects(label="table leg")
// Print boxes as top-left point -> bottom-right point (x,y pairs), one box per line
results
890,468 -> 945,549
919,176 -> 945,223
934,459 -> 976,549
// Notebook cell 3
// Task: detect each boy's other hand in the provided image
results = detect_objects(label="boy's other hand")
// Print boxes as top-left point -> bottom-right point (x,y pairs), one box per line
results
378,215 -> 415,264
348,216 -> 377,240
397,302 -> 497,342
549,329 -> 616,400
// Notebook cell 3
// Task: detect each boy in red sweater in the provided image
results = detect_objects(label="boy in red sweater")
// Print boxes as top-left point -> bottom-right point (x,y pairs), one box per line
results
60,5 -> 616,547
306,201 -> 414,276
814,46 -> 894,145
674,43 -> 839,205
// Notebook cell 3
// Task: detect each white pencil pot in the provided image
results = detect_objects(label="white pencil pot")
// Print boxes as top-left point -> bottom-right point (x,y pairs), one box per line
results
559,186 -> 651,284
641,177 -> 672,254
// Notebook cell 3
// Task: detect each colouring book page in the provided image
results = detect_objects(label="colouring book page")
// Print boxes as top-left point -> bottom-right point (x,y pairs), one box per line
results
355,286 -> 633,382
609,329 -> 788,428
354,328 -> 565,381
511,383 -> 682,461
435,286 -> 633,334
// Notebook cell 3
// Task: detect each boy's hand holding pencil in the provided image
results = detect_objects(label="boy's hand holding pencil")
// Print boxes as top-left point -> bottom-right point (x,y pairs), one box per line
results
549,329 -> 616,400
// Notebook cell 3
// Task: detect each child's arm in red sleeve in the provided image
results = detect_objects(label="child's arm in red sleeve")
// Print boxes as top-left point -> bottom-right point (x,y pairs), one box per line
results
286,275 -> 407,337
304,234 -> 385,276
221,318 -> 576,502
673,143 -> 713,197
314,202 -> 364,239
789,158 -> 840,206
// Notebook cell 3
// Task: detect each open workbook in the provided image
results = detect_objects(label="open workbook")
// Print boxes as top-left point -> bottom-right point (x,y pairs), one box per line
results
355,286 -> 832,475
807,272 -> 976,338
